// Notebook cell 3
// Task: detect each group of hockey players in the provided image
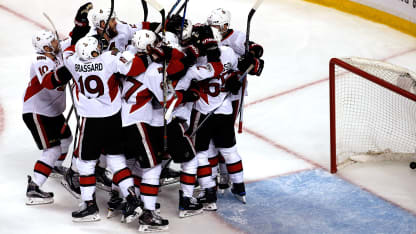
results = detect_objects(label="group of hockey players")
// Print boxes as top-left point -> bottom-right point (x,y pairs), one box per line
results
22,1 -> 264,232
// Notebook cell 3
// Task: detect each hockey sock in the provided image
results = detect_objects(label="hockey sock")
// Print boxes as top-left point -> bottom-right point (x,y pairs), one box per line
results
219,145 -> 244,184
98,154 -> 107,169
208,153 -> 219,180
180,157 -> 198,197
107,154 -> 133,198
127,158 -> 142,196
77,159 -> 97,201
140,164 -> 161,211
196,150 -> 216,189
55,135 -> 73,167
33,145 -> 61,186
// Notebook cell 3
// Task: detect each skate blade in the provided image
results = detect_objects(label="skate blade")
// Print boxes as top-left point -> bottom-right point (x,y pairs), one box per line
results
160,177 -> 179,186
218,188 -> 228,195
107,209 -> 119,219
96,182 -> 111,192
178,208 -> 203,218
138,224 -> 169,233
26,197 -> 54,205
72,213 -> 101,222
60,179 -> 81,199
125,207 -> 143,223
203,202 -> 217,211
233,194 -> 246,204
49,173 -> 64,179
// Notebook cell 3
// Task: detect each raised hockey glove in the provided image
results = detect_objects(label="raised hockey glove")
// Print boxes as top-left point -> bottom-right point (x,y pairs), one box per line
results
249,41 -> 264,58
238,53 -> 264,76
75,2 -> 93,27
225,72 -> 242,95
179,89 -> 200,103
71,2 -> 93,45
166,14 -> 183,36
191,25 -> 217,55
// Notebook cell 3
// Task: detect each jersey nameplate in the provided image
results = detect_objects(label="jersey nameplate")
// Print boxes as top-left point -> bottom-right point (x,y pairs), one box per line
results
75,63 -> 103,72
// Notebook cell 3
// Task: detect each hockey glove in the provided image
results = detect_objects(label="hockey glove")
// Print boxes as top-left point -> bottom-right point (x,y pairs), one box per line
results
75,2 -> 93,27
238,53 -> 264,76
166,14 -> 183,36
179,89 -> 200,103
71,2 -> 93,45
225,72 -> 242,95
249,41 -> 264,58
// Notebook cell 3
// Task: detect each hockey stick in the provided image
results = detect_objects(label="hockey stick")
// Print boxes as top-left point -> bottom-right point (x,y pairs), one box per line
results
179,0 -> 189,42
190,65 -> 254,137
238,0 -> 264,134
174,0 -> 187,16
60,105 -> 74,134
167,0 -> 182,19
145,0 -> 169,152
141,0 -> 149,21
42,12 -> 60,41
99,0 -> 115,42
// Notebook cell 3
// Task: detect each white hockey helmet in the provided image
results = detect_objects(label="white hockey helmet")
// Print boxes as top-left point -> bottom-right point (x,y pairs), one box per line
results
207,8 -> 231,33
181,19 -> 193,41
90,8 -> 117,30
32,30 -> 57,54
131,29 -> 157,53
75,36 -> 101,61
160,31 -> 180,50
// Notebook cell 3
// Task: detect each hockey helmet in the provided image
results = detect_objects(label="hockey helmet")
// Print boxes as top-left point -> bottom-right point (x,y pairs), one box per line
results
75,36 -> 101,60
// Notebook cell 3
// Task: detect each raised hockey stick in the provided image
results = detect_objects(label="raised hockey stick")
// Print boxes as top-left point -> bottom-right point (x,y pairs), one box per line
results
238,0 -> 263,134
99,0 -> 115,42
167,0 -> 182,19
141,0 -> 149,21
145,0 -> 169,152
179,0 -> 189,41
42,12 -> 60,41
190,65 -> 254,137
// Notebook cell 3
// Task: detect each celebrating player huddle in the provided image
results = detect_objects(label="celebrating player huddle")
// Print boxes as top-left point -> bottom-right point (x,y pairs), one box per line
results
22,1 -> 264,232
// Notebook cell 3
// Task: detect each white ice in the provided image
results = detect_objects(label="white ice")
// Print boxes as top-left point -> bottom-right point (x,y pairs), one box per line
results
1,0 -> 416,233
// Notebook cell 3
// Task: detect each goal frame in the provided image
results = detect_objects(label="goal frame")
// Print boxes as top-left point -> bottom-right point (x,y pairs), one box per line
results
329,58 -> 416,173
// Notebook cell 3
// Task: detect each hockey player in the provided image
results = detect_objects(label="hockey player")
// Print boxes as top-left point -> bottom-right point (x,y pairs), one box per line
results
118,29 -> 169,232
63,35 -> 146,222
206,8 -> 264,196
135,29 -> 217,218
88,6 -> 160,190
23,29 -> 74,205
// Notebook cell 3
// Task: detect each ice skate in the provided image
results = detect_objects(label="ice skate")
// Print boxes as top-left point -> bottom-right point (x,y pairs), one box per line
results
159,167 -> 180,186
50,165 -> 68,178
197,187 -> 217,211
138,209 -> 169,233
60,167 -> 81,199
231,182 -> 246,204
178,190 -> 203,218
107,190 -> 125,218
95,165 -> 112,192
72,198 -> 100,222
122,187 -> 142,223
217,173 -> 230,195
26,175 -> 54,205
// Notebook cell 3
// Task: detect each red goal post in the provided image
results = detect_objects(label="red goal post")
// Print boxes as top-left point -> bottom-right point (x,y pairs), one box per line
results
329,57 -> 416,173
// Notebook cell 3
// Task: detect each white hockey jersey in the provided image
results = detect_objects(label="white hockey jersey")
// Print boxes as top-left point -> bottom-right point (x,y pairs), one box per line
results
220,29 -> 246,56
89,20 -> 143,52
121,70 -> 154,127
22,39 -> 72,117
142,62 -> 178,127
64,48 -> 144,117
220,29 -> 249,101
194,46 -> 239,115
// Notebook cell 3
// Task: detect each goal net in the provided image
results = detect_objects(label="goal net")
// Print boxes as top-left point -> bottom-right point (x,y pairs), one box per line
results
329,57 -> 416,173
